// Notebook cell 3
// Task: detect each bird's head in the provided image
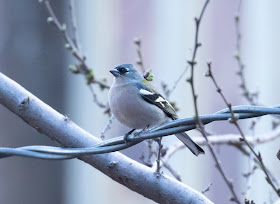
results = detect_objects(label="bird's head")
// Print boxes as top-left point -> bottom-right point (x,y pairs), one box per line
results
110,64 -> 142,82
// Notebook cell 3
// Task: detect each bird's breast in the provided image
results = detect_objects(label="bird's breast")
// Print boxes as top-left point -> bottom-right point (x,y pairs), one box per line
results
109,85 -> 166,129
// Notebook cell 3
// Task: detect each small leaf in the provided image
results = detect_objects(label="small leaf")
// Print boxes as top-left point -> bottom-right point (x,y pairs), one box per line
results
146,74 -> 154,81
86,69 -> 94,84
143,69 -> 154,81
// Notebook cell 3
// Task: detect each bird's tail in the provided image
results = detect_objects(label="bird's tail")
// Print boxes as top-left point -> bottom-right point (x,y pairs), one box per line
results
175,132 -> 205,156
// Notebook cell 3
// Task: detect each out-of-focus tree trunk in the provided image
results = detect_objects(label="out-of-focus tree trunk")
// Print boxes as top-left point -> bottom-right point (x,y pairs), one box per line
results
0,1 -> 67,203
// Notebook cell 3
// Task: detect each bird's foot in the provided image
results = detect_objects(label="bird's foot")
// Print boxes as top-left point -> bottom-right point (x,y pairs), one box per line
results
123,129 -> 136,142
134,125 -> 150,137
123,126 -> 150,143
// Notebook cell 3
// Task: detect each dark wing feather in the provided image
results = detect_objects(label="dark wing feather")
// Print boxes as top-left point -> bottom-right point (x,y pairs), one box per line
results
137,81 -> 205,156
137,81 -> 178,120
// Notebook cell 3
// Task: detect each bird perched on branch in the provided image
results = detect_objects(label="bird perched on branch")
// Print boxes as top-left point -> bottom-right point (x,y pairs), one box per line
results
108,64 -> 204,156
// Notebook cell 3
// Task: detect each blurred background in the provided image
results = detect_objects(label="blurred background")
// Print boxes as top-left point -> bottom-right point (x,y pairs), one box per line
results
0,0 -> 279,203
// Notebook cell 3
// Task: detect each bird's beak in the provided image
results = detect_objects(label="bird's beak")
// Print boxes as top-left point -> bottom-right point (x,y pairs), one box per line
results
110,69 -> 120,77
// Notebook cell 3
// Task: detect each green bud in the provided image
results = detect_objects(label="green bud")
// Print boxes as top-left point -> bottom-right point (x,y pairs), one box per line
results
144,69 -> 154,81
72,48 -> 78,55
47,17 -> 53,23
65,43 -> 71,49
69,65 -> 79,73
146,73 -> 154,81
134,37 -> 141,45
233,51 -> 240,60
61,23 -> 67,31
86,69 -> 94,84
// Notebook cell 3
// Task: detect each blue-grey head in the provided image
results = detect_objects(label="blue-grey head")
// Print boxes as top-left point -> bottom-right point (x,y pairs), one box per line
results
110,64 -> 143,81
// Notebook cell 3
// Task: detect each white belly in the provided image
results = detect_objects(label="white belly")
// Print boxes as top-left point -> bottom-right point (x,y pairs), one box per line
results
109,85 -> 166,129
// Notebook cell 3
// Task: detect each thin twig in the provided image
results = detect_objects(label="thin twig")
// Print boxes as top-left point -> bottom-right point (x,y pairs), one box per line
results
88,85 -> 108,109
134,38 -> 146,74
234,1 -> 258,105
186,0 -> 241,203
43,0 -> 83,63
69,0 -> 81,51
41,0 -> 110,113
245,122 -> 256,197
41,0 -> 110,90
134,38 -> 154,82
161,127 -> 280,162
150,143 -> 182,181
153,127 -> 280,177
156,138 -> 162,174
99,115 -> 115,140
146,139 -> 155,166
202,182 -> 212,194
169,67 -> 189,97
233,1 -> 261,196
162,66 -> 189,99
206,62 -> 280,197
161,160 -> 182,181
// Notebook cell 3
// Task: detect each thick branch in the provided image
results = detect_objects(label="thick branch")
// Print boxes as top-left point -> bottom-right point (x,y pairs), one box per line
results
0,72 -> 212,204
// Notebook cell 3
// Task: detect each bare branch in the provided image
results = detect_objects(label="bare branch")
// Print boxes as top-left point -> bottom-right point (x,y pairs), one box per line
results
134,37 -> 146,74
156,138 -> 163,174
162,66 -> 189,99
41,0 -> 110,90
99,115 -> 115,140
169,67 -> 189,97
88,85 -> 108,109
206,62 -> 280,197
161,160 -> 182,182
234,0 -> 258,105
69,0 -> 81,51
180,128 -> 280,147
186,0 -> 240,202
202,183 -> 212,194
157,128 -> 280,167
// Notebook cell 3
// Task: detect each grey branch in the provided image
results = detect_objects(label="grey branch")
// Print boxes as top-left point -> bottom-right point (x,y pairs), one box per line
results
154,129 -> 280,169
195,129 -> 280,146
99,115 -> 115,140
0,72 -> 213,204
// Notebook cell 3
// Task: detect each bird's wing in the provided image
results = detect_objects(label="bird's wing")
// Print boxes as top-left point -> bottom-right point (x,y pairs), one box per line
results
137,80 -> 178,120
137,81 -> 205,156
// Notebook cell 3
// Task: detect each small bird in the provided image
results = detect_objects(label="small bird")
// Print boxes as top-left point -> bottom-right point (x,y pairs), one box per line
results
108,64 -> 204,156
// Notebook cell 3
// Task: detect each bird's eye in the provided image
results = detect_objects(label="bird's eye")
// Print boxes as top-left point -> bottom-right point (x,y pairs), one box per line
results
118,67 -> 129,74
